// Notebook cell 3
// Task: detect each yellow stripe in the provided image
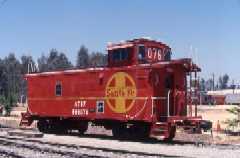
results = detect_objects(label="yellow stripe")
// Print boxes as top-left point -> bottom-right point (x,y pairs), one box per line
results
28,96 -> 148,101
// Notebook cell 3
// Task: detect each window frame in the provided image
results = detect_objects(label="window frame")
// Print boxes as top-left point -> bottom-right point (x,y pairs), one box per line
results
138,45 -> 147,64
55,81 -> 62,96
111,48 -> 130,62
138,45 -> 145,58
96,100 -> 104,113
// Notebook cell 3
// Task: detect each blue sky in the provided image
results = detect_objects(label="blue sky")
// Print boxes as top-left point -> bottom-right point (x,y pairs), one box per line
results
0,0 -> 240,83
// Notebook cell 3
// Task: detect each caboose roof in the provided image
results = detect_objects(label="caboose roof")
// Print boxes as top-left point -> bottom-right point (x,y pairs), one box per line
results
107,38 -> 170,51
26,57 -> 200,78
25,67 -> 106,77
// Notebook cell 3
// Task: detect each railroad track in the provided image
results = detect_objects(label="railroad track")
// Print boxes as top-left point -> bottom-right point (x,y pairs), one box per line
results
0,136 -> 99,158
1,127 -> 239,158
0,148 -> 23,158
0,135 -> 180,158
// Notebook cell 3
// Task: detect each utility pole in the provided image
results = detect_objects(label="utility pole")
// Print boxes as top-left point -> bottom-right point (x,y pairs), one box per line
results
212,73 -> 215,91
232,79 -> 235,94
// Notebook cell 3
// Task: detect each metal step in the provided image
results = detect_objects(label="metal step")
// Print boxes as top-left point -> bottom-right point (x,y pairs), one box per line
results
20,120 -> 30,126
153,122 -> 168,132
156,122 -> 168,125
20,112 -> 33,126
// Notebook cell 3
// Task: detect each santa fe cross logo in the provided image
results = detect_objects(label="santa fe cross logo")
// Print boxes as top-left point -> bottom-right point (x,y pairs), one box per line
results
105,72 -> 137,113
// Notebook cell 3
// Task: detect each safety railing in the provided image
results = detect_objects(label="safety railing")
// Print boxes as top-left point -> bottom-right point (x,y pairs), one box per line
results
150,90 -> 171,117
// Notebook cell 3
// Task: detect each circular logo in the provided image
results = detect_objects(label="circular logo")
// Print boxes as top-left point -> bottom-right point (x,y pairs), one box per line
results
105,72 -> 137,113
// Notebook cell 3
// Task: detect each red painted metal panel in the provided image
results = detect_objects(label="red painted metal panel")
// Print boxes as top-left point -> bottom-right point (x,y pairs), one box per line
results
27,67 -> 155,122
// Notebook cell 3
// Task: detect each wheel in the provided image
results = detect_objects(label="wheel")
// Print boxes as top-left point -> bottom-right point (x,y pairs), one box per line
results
37,119 -> 65,134
37,120 -> 44,132
37,120 -> 49,133
51,123 -> 67,135
112,124 -> 128,139
112,126 -> 121,138
78,122 -> 88,135
129,124 -> 150,139
163,126 -> 176,141
112,123 -> 150,140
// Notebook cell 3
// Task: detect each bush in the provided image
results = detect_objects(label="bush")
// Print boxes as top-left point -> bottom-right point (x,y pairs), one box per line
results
224,106 -> 240,131
0,94 -> 17,116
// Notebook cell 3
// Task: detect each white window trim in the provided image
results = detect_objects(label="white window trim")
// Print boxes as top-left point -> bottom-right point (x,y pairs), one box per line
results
55,81 -> 62,96
96,100 -> 104,113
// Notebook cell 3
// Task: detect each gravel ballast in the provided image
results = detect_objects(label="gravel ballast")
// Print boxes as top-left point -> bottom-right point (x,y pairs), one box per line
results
0,129 -> 239,158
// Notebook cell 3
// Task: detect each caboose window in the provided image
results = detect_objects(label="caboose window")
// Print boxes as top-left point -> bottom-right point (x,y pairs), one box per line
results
96,101 -> 104,113
138,45 -> 147,63
164,49 -> 171,61
55,82 -> 62,96
164,49 -> 172,61
112,48 -> 129,61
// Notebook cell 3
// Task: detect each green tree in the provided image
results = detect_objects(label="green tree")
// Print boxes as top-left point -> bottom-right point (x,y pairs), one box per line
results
21,55 -> 37,74
0,53 -> 21,115
199,78 -> 206,91
54,52 -> 73,70
76,45 -> 89,68
219,74 -> 229,89
47,49 -> 58,71
37,54 -> 48,72
0,95 -> 6,115
0,59 -> 8,96
3,53 -> 22,98
89,52 -> 107,67
20,55 -> 37,99
205,79 -> 214,91
38,49 -> 73,72
225,106 -> 240,132
0,93 -> 17,116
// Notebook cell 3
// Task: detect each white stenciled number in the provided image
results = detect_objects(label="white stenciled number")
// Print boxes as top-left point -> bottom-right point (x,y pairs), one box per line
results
148,48 -> 152,58
72,100 -> 88,116
158,49 -> 162,60
74,100 -> 86,108
153,48 -> 158,59
147,48 -> 164,60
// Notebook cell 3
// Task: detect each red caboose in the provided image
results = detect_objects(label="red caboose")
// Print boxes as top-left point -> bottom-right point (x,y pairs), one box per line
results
21,38 -> 211,140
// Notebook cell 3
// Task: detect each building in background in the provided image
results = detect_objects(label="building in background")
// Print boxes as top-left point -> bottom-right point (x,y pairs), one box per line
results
200,89 -> 240,105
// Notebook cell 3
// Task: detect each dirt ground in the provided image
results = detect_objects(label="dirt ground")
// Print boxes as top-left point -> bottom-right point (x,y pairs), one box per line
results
198,105 -> 237,130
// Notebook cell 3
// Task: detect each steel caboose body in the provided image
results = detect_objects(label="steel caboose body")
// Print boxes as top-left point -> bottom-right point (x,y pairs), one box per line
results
21,38 -> 211,140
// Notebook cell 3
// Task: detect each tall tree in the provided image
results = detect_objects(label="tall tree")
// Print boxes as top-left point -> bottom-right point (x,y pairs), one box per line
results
0,59 -> 8,96
55,52 -> 73,70
38,49 -> 73,72
47,49 -> 73,71
76,45 -> 89,68
37,54 -> 48,72
205,78 -> 214,91
46,49 -> 59,71
21,55 -> 37,74
0,53 -> 22,114
219,74 -> 229,89
89,52 -> 107,67
199,78 -> 206,92
3,53 -> 22,98
20,55 -> 37,100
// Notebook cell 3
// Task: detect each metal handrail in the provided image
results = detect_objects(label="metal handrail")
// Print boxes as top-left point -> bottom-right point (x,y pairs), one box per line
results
151,96 -> 167,117
167,90 -> 171,117
150,90 -> 171,117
